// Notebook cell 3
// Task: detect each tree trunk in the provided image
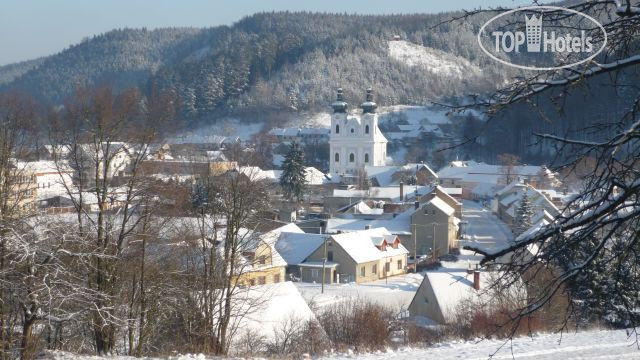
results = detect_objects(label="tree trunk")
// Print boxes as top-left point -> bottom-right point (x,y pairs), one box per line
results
20,316 -> 36,360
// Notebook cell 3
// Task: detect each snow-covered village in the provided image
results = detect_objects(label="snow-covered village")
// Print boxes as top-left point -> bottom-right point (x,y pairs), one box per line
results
1,1 -> 640,359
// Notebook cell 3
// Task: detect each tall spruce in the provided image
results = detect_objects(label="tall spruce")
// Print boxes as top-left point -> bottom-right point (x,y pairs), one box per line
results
280,141 -> 307,202
514,192 -> 534,236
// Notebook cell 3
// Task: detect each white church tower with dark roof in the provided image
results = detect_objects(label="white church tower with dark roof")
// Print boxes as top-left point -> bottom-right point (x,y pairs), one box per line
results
329,88 -> 388,178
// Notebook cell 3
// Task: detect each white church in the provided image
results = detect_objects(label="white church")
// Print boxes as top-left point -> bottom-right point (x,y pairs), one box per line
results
329,88 -> 388,178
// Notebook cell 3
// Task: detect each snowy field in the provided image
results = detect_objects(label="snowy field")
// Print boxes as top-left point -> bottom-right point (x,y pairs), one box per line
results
321,329 -> 640,360
295,273 -> 424,311
388,40 -> 481,77
44,329 -> 639,359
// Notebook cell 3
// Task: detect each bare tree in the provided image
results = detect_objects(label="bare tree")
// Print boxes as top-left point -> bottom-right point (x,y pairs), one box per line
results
437,0 -> 640,340
47,85 -> 176,355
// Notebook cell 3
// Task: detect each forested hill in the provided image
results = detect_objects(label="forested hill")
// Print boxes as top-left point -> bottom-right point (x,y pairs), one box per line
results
0,11 -> 515,120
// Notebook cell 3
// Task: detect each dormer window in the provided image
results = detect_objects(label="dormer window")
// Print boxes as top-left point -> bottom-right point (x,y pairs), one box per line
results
365,125 -> 370,134
335,125 -> 340,134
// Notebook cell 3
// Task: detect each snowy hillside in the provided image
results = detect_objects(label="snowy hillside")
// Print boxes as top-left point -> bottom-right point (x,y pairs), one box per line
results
388,40 -> 481,77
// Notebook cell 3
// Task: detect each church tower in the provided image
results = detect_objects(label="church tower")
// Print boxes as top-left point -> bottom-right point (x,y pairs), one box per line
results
329,88 -> 388,179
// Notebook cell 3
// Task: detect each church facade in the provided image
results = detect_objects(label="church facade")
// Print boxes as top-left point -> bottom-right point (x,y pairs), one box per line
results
329,88 -> 388,177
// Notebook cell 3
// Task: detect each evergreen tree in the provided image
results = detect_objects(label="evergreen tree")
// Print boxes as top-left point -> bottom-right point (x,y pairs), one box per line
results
279,142 -> 307,202
514,192 -> 534,236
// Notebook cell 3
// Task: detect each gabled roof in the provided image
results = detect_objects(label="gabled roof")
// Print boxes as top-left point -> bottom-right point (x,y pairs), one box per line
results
274,232 -> 328,265
326,206 -> 415,235
330,227 -> 409,263
426,197 -> 455,217
258,223 -> 304,268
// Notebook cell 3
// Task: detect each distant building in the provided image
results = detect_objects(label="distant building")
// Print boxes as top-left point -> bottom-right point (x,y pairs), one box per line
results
329,88 -> 388,178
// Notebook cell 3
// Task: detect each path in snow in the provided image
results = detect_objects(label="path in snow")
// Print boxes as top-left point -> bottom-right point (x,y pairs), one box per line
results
321,329 -> 640,360
458,200 -> 514,255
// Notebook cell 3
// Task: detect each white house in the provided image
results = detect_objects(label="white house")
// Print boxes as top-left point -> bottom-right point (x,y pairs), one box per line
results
329,88 -> 388,178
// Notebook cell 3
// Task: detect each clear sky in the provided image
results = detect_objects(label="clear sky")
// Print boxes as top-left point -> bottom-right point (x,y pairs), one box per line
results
0,0 -> 533,66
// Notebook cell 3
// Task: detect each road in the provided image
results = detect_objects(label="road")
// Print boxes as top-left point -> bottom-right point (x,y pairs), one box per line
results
458,199 -> 514,255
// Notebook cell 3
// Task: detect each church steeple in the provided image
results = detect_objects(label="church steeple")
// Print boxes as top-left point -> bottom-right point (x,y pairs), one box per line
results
331,88 -> 348,113
361,88 -> 377,114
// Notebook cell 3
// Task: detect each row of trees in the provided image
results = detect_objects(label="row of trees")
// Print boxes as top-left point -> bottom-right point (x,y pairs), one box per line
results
0,87 -> 276,358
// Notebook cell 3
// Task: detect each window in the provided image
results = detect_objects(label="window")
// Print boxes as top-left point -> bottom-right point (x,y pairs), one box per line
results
311,269 -> 320,278
360,266 -> 365,277
385,262 -> 390,272
335,153 -> 340,162
350,128 -> 354,133
273,274 -> 281,283
335,124 -> 340,134
397,260 -> 402,270
364,153 -> 369,163
258,276 -> 266,285
327,251 -> 333,262
372,264 -> 377,274
258,255 -> 266,265
249,279 -> 255,286
349,153 -> 355,162
365,125 -> 370,134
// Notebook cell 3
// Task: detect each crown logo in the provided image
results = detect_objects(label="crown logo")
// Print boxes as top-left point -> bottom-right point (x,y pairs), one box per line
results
525,14 -> 543,52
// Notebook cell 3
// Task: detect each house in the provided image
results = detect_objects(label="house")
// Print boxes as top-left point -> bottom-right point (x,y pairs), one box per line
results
409,269 -> 525,324
301,227 -> 409,284
326,186 -> 461,256
236,224 -> 292,286
365,163 -> 439,187
437,161 -> 546,199
1,162 -> 37,217
494,182 -> 560,227
20,160 -> 73,200
76,142 -> 133,183
329,88 -> 388,179
410,196 -> 459,256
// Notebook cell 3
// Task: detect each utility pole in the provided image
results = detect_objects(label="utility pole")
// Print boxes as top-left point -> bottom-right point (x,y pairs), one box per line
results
321,239 -> 327,294
413,224 -> 417,272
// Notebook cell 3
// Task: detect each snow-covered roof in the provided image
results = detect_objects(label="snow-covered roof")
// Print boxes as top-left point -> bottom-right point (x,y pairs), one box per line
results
326,207 -> 415,235
230,282 -> 317,346
238,166 -> 282,183
332,185 -> 433,202
331,227 -> 409,263
424,270 -> 493,321
305,166 -> 330,185
437,161 -> 542,186
427,197 -> 455,217
275,232 -> 328,265
365,163 -> 438,186
337,201 -> 384,215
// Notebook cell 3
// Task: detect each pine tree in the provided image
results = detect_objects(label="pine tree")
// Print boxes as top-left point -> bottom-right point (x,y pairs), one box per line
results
514,192 -> 534,236
279,142 -> 307,203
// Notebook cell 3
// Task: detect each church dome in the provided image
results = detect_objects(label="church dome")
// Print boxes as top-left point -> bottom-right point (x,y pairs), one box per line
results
331,88 -> 348,113
361,88 -> 377,114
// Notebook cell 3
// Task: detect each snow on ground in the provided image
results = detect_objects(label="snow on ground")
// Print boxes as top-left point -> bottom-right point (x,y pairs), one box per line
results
44,329 -> 640,359
321,329 -> 640,360
295,273 -> 424,311
388,40 -> 481,77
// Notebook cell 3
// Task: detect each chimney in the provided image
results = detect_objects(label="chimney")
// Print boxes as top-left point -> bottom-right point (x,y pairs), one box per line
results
414,201 -> 420,210
364,225 -> 371,230
399,181 -> 404,202
473,270 -> 481,291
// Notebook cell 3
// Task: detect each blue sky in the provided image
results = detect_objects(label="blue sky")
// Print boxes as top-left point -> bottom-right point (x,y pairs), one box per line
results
0,0 -> 533,66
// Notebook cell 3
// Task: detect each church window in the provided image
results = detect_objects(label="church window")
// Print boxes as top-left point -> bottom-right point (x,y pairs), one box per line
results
335,153 -> 340,162
350,128 -> 354,134
364,153 -> 369,163
335,125 -> 340,134
365,125 -> 370,134
349,153 -> 355,162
